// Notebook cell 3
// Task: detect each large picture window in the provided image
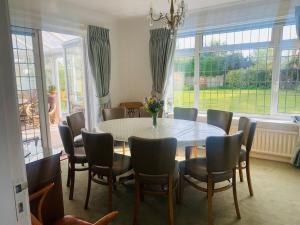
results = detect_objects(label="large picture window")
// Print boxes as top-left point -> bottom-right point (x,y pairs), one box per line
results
170,22 -> 300,116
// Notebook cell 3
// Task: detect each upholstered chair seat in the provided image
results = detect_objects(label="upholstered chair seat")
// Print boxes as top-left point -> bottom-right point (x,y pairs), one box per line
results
74,134 -> 84,147
239,148 -> 247,162
181,158 -> 233,183
73,147 -> 88,164
67,112 -> 85,147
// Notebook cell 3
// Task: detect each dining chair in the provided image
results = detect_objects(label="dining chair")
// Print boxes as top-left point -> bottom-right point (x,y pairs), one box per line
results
102,107 -> 127,154
102,107 -> 126,121
128,136 -> 179,225
119,102 -> 143,117
237,117 -> 257,196
30,183 -> 118,225
81,129 -> 131,211
179,131 -> 243,225
207,109 -> 233,134
174,107 -> 198,121
174,107 -> 199,159
58,123 -> 88,200
139,107 -> 163,118
66,111 -> 85,147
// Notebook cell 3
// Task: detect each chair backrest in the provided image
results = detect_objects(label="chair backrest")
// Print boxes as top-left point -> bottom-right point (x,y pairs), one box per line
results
58,123 -> 74,157
238,117 -> 257,152
119,102 -> 143,117
206,131 -> 243,173
29,183 -> 55,225
207,109 -> 233,134
139,107 -> 163,118
66,111 -> 85,137
81,129 -> 114,169
29,182 -> 118,225
102,107 -> 126,121
174,107 -> 198,121
128,136 -> 177,176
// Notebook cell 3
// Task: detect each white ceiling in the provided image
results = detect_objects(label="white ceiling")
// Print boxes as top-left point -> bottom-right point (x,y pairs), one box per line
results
9,0 -> 262,19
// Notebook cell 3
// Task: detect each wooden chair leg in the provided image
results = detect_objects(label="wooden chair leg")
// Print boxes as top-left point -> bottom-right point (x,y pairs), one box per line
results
140,184 -> 144,202
238,161 -> 244,182
232,169 -> 241,219
207,175 -> 213,225
246,160 -> 254,196
108,174 -> 113,212
176,181 -> 180,204
84,170 -> 92,209
133,175 -> 140,225
113,176 -> 117,191
122,142 -> 126,155
67,165 -> 71,187
69,165 -> 75,200
168,177 -> 174,225
179,172 -> 184,203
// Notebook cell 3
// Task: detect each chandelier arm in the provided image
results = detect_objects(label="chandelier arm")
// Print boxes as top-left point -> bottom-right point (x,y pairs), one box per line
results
150,13 -> 166,22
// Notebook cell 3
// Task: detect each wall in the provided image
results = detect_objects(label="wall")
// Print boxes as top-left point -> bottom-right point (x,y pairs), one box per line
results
111,17 -> 153,105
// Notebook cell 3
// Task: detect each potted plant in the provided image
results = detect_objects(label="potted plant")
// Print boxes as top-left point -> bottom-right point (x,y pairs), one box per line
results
144,96 -> 164,128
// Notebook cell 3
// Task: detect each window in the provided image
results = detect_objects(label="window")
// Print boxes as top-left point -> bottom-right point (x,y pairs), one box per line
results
279,49 -> 300,113
173,56 -> 195,107
170,22 -> 300,116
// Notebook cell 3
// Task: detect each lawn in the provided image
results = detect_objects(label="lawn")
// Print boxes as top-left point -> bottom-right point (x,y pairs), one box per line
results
173,89 -> 300,114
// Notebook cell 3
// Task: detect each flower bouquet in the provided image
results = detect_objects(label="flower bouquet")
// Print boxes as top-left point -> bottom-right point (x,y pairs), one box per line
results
144,96 -> 164,128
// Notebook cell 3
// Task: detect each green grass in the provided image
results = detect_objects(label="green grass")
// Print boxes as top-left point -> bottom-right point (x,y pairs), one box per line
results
173,89 -> 300,114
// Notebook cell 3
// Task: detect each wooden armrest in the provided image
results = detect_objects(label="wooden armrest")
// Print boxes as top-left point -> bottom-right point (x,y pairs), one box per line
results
93,211 -> 118,225
29,183 -> 55,222
31,214 -> 42,225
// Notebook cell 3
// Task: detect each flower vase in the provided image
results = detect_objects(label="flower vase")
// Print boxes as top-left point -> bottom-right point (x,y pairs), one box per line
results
152,113 -> 158,128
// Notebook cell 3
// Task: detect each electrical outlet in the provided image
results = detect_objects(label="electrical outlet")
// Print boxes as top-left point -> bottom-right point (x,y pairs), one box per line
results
13,180 -> 29,223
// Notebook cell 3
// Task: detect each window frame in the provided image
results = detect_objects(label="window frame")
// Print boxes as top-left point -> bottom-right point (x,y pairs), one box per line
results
172,20 -> 300,119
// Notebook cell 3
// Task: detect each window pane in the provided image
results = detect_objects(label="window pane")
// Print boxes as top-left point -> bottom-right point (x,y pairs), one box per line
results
278,48 -> 300,113
203,27 -> 272,47
199,48 -> 273,114
176,36 -> 195,49
173,56 -> 195,107
282,25 -> 297,40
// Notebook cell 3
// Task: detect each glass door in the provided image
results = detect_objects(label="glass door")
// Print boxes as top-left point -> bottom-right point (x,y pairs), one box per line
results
12,27 -> 50,162
64,39 -> 86,114
42,31 -> 86,152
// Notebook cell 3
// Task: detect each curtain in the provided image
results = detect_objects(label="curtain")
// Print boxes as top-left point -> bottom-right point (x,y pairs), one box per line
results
87,25 -> 111,114
292,8 -> 300,167
296,6 -> 300,39
149,28 -> 176,98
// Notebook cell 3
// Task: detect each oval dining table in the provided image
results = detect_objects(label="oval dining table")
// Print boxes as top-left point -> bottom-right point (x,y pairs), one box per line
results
97,117 -> 226,148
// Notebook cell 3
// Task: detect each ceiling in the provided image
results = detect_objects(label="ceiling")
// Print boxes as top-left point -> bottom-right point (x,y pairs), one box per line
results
9,0 -> 263,19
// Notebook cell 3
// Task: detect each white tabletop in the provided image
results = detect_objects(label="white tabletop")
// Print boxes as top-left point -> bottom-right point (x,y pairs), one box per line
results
97,118 -> 225,147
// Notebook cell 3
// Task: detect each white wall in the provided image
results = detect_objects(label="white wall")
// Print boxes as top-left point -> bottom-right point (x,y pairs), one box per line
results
0,0 -> 31,224
110,17 -> 152,106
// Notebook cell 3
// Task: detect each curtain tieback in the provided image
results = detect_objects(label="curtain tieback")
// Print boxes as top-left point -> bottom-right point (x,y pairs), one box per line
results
151,90 -> 162,98
98,93 -> 111,105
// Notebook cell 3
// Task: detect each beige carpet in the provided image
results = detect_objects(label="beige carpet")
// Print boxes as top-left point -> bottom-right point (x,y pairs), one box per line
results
61,158 -> 300,225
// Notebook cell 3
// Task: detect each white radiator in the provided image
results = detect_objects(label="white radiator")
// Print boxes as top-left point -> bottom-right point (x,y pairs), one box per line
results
230,121 -> 299,163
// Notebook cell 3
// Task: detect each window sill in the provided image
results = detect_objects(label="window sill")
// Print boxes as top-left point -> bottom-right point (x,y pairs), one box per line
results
166,112 -> 297,126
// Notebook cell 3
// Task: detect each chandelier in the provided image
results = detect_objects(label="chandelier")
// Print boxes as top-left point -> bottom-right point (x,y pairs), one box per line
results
149,0 -> 186,35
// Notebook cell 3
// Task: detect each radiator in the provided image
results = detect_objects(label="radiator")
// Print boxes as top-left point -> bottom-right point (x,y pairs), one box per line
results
230,121 -> 299,163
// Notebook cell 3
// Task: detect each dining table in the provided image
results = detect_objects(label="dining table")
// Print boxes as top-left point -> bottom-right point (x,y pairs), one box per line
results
97,117 -> 226,148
